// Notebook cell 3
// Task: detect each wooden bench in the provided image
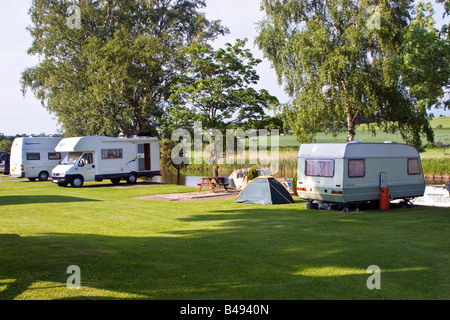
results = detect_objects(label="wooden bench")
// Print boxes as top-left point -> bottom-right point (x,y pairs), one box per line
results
198,177 -> 229,193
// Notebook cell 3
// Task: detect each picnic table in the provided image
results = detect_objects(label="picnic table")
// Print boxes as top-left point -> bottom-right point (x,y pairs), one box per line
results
198,176 -> 229,193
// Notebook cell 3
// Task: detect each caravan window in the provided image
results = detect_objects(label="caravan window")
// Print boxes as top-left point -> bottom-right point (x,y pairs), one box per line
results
48,152 -> 62,160
26,153 -> 40,161
348,159 -> 365,178
305,159 -> 334,177
101,149 -> 123,159
407,158 -> 421,175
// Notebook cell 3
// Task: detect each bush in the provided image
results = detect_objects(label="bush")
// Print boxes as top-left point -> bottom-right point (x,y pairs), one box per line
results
292,172 -> 297,195
246,165 -> 258,181
421,158 -> 450,175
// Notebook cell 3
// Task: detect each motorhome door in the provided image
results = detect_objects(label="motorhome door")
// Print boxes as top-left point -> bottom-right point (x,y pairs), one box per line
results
138,143 -> 151,171
77,153 -> 95,181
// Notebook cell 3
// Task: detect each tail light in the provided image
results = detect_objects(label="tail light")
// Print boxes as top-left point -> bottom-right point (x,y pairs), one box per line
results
297,187 -> 307,191
21,165 -> 24,171
331,190 -> 343,194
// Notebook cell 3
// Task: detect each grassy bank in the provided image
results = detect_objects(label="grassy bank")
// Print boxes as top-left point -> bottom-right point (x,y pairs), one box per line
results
0,177 -> 449,299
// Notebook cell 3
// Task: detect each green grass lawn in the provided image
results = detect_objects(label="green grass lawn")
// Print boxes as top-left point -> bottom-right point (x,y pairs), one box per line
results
0,177 -> 448,300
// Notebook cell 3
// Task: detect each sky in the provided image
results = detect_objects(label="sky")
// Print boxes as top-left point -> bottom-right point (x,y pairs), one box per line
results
0,0 -> 448,136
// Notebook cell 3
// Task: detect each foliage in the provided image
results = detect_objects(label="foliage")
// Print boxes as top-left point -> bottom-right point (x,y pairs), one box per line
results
21,0 -> 227,137
169,39 -> 279,131
386,2 -> 450,112
160,139 -> 189,185
292,172 -> 297,195
246,165 -> 258,181
256,0 -> 438,149
421,158 -> 450,174
0,140 -> 12,153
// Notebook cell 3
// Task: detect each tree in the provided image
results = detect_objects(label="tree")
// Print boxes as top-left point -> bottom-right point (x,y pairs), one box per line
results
256,0 -> 435,148
160,139 -> 189,185
387,2 -> 449,112
21,0 -> 227,137
169,39 -> 279,131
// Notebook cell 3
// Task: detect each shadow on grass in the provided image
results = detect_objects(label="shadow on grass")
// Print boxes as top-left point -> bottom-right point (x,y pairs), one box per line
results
79,181 -> 164,189
0,205 -> 448,300
0,195 -> 100,206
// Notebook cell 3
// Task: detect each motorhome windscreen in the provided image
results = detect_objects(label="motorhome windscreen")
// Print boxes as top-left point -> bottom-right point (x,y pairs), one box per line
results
305,159 -> 334,177
62,152 -> 82,165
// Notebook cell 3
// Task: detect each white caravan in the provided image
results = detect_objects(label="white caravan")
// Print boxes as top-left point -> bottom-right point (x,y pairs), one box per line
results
51,136 -> 161,187
9,137 -> 66,181
296,141 -> 426,206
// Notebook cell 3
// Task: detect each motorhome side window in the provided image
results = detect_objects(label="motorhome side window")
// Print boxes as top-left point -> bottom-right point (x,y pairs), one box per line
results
80,153 -> 93,164
26,153 -> 40,161
305,159 -> 334,177
101,149 -> 123,159
407,158 -> 421,175
48,152 -> 62,160
348,159 -> 365,178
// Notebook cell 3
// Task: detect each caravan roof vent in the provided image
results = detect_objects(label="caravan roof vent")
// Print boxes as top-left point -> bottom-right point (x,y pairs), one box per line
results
348,140 -> 363,144
384,141 -> 397,144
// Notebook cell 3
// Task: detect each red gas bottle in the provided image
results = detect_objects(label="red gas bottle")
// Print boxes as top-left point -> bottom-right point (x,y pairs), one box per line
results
379,187 -> 390,211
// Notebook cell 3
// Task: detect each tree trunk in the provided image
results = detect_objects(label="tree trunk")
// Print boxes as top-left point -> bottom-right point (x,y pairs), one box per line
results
176,167 -> 181,185
346,109 -> 355,142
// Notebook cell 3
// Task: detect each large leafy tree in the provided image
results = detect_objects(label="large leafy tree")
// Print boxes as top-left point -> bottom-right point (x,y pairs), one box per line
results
169,39 -> 279,131
256,0 -> 437,148
387,2 -> 449,112
21,0 -> 226,137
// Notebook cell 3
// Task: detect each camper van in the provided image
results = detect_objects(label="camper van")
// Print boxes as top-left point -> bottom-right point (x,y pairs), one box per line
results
9,137 -> 65,181
51,136 -> 161,187
296,141 -> 425,206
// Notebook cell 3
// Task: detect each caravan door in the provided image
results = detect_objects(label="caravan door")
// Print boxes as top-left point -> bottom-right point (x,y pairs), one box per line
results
138,143 -> 151,171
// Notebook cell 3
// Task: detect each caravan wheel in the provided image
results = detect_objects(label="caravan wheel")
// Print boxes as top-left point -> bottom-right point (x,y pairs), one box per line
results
110,178 -> 121,184
126,174 -> 137,184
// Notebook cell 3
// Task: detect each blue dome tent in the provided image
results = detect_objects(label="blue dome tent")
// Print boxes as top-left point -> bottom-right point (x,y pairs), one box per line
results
235,176 -> 295,205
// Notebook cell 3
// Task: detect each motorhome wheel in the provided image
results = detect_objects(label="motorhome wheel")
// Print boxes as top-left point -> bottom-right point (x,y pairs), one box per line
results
38,171 -> 49,181
71,176 -> 84,188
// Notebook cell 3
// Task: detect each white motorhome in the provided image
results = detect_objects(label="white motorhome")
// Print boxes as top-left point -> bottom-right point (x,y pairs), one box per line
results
296,141 -> 426,207
51,136 -> 161,187
9,137 -> 66,181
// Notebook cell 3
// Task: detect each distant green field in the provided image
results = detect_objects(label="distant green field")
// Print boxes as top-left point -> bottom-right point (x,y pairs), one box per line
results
431,116 -> 450,129
277,117 -> 450,148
